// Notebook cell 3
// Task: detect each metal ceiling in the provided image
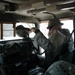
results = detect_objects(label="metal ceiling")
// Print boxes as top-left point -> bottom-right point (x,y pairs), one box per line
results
0,0 -> 75,22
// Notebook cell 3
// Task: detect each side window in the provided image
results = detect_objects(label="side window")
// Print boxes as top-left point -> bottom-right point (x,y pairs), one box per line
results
3,23 -> 14,40
0,22 -> 35,40
61,20 -> 73,33
61,20 -> 74,40
39,21 -> 48,38
16,22 -> 35,28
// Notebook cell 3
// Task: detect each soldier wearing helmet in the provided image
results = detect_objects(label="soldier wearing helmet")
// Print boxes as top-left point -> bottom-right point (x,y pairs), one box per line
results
44,60 -> 75,75
47,16 -> 74,50
29,16 -> 66,68
16,25 -> 30,38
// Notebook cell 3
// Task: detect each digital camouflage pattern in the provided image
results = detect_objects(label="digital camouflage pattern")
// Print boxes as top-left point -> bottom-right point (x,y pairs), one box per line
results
44,60 -> 75,75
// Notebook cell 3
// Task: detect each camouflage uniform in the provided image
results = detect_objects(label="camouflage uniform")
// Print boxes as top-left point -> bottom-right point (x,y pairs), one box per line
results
32,29 -> 66,67
44,60 -> 75,75
59,28 -> 74,52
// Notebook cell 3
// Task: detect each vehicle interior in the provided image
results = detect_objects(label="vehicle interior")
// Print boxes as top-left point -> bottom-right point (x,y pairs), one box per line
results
0,0 -> 75,75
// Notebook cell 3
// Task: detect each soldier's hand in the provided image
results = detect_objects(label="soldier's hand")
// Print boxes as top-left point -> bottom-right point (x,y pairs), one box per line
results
30,27 -> 36,32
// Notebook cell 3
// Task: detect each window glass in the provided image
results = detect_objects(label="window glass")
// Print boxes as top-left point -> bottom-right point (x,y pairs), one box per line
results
40,22 -> 48,38
16,22 -> 35,28
2,22 -> 35,40
61,20 -> 73,33
3,23 -> 14,40
61,20 -> 74,39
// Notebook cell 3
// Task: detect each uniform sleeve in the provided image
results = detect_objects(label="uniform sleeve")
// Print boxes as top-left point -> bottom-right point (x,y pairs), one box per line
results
33,30 -> 54,65
33,29 -> 54,51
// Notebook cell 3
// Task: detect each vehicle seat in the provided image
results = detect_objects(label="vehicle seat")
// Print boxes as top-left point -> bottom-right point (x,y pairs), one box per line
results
52,45 -> 74,64
71,50 -> 75,65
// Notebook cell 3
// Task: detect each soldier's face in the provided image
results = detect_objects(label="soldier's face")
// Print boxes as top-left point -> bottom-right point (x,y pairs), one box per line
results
48,26 -> 55,36
48,29 -> 53,36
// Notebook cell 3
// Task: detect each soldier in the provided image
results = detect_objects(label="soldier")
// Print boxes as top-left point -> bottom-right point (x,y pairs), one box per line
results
30,18 -> 66,68
16,25 -> 30,38
44,60 -> 75,75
